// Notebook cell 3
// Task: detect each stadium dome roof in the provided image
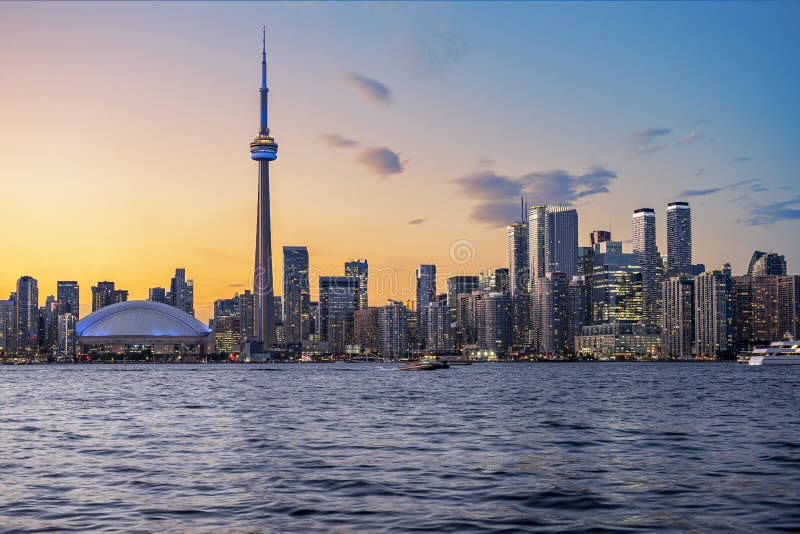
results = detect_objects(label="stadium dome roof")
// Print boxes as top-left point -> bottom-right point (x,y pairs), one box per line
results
76,300 -> 211,338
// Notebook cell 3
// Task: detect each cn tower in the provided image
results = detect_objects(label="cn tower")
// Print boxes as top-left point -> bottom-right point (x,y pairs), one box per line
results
249,27 -> 278,350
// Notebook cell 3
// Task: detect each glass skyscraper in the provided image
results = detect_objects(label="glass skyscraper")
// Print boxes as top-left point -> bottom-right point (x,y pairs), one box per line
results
632,208 -> 664,328
666,201 -> 692,277
283,246 -> 310,343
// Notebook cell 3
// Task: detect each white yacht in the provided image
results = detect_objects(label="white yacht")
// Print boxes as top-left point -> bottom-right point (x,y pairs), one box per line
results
747,339 -> 800,366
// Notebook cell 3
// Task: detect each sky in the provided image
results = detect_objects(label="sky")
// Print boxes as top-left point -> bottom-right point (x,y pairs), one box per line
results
1,1 -> 799,324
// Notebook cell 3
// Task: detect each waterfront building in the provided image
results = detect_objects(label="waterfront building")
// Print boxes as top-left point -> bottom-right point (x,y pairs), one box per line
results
148,287 -> 167,304
319,276 -> 359,354
475,292 -> 513,356
283,246 -> 310,343
694,266 -> 733,359
378,300 -> 407,359
415,265 -> 436,347
0,299 -> 15,355
567,275 -> 592,354
354,307 -> 380,354
661,276 -> 695,358
76,301 -> 211,356
15,276 -> 38,355
56,312 -> 77,357
632,208 -> 664,329
425,295 -> 450,352
344,259 -> 369,310
731,275 -> 800,347
575,323 -> 661,359
169,268 -> 194,317
238,290 -> 255,340
666,201 -> 692,277
532,272 -> 569,355
591,241 -> 643,324
250,28 -> 279,350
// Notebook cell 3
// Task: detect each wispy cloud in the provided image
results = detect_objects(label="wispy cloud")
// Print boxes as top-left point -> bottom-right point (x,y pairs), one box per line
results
734,156 -> 752,163
408,218 -> 428,225
678,178 -> 760,198
410,34 -> 468,75
343,72 -> 391,106
321,133 -> 359,148
228,283 -> 245,288
455,166 -> 618,227
357,147 -> 404,175
624,127 -> 672,155
624,127 -> 707,155
739,196 -> 800,226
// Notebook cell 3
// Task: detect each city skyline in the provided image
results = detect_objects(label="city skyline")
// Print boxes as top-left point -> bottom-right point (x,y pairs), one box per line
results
2,2 -> 799,325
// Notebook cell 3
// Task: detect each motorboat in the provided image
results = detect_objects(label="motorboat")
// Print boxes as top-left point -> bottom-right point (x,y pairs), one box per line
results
400,359 -> 450,371
747,339 -> 800,366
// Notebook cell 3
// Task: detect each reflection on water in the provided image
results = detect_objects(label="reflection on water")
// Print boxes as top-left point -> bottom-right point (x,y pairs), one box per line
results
1,363 -> 799,531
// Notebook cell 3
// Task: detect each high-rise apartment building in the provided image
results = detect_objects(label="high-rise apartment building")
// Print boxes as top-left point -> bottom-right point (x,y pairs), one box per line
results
425,295 -> 450,351
344,259 -> 369,310
447,276 -> 479,322
148,287 -> 167,304
532,272 -> 569,355
56,281 -> 79,318
0,299 -> 15,355
567,275 -> 592,354
632,208 -> 664,328
694,266 -> 733,358
666,201 -> 692,277
92,281 -> 117,312
283,247 -> 310,343
354,307 -> 380,354
415,265 -> 436,346
15,276 -> 38,355
378,300 -> 407,360
747,252 -> 787,276
475,292 -> 513,356
319,276 -> 359,354
661,277 -> 695,358
529,205 -> 579,284
170,268 -> 194,316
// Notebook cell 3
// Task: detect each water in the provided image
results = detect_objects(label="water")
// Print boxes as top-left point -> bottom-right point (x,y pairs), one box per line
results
1,363 -> 799,532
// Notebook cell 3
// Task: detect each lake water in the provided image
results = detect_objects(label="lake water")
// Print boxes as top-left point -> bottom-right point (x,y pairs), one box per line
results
1,363 -> 798,532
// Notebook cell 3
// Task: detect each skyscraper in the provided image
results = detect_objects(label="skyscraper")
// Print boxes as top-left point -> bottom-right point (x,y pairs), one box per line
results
344,259 -> 369,310
425,295 -> 450,351
0,298 -> 15,355
632,208 -> 664,328
415,265 -> 436,346
91,281 -> 116,312
507,221 -> 530,347
250,28 -> 279,350
378,300 -> 408,360
666,201 -> 692,277
694,267 -> 732,359
15,276 -> 38,355
591,241 -> 643,324
319,276 -> 359,354
475,292 -> 513,356
590,230 -> 611,247
447,276 -> 479,322
662,276 -> 695,358
56,281 -> 79,318
169,268 -> 194,317
567,275 -> 592,355
532,272 -> 569,355
283,246 -> 310,343
529,205 -> 579,284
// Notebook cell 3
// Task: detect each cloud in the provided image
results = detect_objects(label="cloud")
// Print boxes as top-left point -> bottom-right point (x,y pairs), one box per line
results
678,179 -> 760,198
739,196 -> 800,226
321,133 -> 359,148
408,218 -> 427,225
455,166 -> 618,227
624,127 -> 672,154
357,147 -> 404,175
228,283 -> 245,288
734,156 -> 752,163
624,127 -> 707,155
343,72 -> 391,106
411,34 -> 468,75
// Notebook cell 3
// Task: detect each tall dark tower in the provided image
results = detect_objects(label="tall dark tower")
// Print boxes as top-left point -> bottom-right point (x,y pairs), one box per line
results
250,27 -> 278,349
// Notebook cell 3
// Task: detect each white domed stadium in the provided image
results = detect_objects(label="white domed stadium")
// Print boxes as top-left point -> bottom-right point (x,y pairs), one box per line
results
76,300 -> 211,358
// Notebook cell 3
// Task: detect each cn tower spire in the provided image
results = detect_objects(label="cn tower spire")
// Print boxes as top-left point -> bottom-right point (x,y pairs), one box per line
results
250,27 -> 278,353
